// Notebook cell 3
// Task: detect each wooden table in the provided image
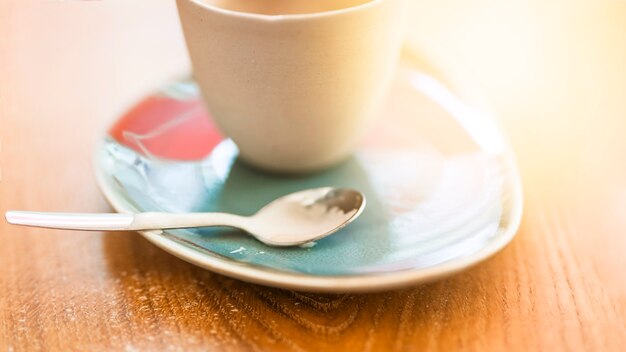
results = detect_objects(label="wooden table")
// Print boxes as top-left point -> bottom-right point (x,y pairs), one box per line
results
2,1 -> 625,350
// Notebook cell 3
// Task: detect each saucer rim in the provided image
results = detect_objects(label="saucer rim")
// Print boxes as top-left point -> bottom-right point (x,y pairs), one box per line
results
93,52 -> 524,292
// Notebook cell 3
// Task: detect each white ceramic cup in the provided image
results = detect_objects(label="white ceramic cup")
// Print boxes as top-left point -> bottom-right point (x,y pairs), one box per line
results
177,0 -> 406,172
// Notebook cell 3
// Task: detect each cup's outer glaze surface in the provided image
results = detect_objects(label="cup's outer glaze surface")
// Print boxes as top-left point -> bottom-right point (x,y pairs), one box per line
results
177,0 -> 406,172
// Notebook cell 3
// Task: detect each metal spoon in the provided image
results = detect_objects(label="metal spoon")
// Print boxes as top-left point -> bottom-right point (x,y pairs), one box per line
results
5,187 -> 365,247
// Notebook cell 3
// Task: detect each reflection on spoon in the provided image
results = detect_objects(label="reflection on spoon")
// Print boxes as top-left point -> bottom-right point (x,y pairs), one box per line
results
5,187 -> 366,247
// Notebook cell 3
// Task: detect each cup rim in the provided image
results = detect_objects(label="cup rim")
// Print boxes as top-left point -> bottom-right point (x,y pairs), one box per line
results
184,0 -> 386,21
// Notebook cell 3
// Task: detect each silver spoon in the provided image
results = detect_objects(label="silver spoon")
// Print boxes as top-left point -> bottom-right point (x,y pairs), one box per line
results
4,187 -> 365,247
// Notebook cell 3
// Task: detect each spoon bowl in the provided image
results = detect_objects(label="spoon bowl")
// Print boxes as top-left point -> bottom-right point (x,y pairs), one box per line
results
5,187 -> 366,247
248,188 -> 366,246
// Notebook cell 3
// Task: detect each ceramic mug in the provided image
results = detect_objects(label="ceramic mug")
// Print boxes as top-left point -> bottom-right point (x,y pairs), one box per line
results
176,0 -> 406,172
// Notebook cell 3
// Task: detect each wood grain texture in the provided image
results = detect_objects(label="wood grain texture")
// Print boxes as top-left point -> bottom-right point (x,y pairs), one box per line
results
1,0 -> 626,350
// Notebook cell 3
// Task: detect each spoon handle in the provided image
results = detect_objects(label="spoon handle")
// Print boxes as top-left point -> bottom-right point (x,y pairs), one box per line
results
5,211 -> 248,232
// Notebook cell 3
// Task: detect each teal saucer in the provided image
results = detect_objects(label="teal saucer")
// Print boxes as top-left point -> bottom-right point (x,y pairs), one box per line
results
95,52 -> 523,292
